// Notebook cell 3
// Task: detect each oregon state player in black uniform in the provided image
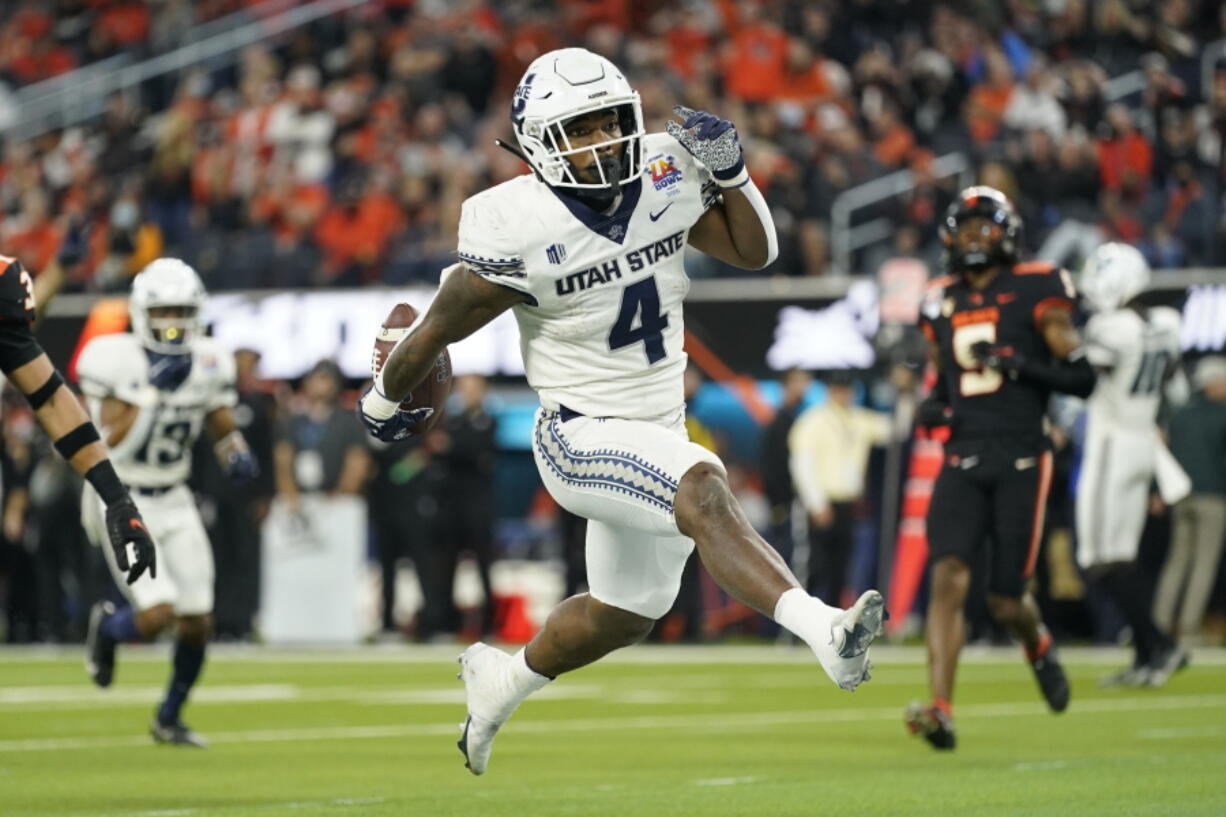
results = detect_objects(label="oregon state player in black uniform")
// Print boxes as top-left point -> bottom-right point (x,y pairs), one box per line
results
0,251 -> 156,585
906,187 -> 1095,750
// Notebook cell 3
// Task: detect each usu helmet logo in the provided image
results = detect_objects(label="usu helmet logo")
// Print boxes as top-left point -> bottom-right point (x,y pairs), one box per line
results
646,155 -> 683,191
546,243 -> 568,265
511,73 -> 535,126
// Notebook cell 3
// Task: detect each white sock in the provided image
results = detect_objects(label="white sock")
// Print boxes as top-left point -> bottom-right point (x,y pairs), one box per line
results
773,588 -> 838,652
511,648 -> 553,695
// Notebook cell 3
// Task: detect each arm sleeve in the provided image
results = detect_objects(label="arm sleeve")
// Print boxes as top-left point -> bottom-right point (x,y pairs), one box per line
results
456,194 -> 531,298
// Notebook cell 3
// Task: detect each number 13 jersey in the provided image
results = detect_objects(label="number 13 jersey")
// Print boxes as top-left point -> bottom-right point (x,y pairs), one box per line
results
77,333 -> 237,488
920,261 -> 1078,443
456,132 -> 716,421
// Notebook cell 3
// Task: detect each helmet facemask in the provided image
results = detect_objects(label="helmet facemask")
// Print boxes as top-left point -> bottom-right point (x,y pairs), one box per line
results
143,305 -> 200,353
520,99 -> 644,195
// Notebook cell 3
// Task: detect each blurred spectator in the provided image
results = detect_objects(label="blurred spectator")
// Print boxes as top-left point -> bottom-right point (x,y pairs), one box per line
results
788,372 -> 892,606
761,369 -> 812,566
273,359 -> 369,511
1153,357 -> 1226,642
432,375 -> 498,637
1096,104 -> 1152,199
1003,56 -> 1065,140
208,347 -> 278,640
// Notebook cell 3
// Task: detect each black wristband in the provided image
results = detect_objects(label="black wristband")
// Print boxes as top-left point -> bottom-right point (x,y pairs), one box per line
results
53,422 -> 101,461
26,370 -> 65,410
85,460 -> 128,506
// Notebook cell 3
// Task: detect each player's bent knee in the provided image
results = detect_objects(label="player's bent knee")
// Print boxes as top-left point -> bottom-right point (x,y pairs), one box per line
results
985,593 -> 1024,622
674,462 -> 733,537
137,604 -> 175,637
176,614 -> 212,646
588,598 -> 654,647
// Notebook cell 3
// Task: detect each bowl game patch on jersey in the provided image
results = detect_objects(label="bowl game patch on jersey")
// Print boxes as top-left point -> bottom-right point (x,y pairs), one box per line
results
645,153 -> 684,194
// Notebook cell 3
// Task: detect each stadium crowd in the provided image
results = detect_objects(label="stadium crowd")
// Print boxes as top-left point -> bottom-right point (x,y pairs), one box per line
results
2,2 -> 1226,655
1,0 -> 1225,289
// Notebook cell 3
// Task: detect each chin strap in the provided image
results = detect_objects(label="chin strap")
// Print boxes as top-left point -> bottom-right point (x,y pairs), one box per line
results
494,139 -> 544,182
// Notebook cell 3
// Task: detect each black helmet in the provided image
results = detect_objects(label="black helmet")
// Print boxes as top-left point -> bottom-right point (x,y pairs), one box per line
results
939,186 -> 1023,272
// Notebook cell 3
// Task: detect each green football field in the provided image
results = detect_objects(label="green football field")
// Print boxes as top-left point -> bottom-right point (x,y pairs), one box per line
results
2,644 -> 1224,817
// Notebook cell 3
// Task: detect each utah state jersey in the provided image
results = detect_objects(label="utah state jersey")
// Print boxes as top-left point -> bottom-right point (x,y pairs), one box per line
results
456,131 -> 717,421
0,255 -> 37,325
920,261 -> 1079,442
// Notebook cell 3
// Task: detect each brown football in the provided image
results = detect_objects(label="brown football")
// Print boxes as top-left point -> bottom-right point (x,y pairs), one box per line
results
371,302 -> 451,435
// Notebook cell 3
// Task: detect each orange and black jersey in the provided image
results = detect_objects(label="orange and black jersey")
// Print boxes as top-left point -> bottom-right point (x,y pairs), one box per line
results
0,255 -> 36,326
919,261 -> 1079,443
0,254 -> 43,375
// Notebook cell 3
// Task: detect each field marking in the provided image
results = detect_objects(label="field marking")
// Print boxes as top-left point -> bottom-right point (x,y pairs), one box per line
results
694,776 -> 761,786
60,798 -> 387,817
3,693 -> 1224,754
3,643 -> 1224,666
1139,726 -> 1226,740
0,684 -> 298,706
1012,760 -> 1070,772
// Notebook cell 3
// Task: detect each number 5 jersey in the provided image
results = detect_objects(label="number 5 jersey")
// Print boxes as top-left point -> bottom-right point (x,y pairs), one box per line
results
920,261 -> 1078,444
456,131 -> 717,421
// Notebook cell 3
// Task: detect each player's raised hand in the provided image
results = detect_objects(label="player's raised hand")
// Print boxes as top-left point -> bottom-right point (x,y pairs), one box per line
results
665,105 -> 745,182
357,387 -> 434,442
105,498 -> 157,584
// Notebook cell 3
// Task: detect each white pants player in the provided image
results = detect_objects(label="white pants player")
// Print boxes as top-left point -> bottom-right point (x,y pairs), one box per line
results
532,407 -> 722,619
82,483 -> 215,614
1076,423 -> 1155,569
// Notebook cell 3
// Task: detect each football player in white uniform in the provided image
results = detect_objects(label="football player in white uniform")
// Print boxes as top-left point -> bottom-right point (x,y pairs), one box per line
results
1077,243 -> 1189,686
78,259 -> 258,746
357,48 -> 885,775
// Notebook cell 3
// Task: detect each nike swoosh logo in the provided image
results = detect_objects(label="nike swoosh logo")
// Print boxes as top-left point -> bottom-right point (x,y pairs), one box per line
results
538,91 -> 553,99
1015,457 -> 1036,470
649,203 -> 674,221
130,519 -> 147,532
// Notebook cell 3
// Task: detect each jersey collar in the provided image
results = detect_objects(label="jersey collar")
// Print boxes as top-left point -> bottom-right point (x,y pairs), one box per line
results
550,177 -> 643,245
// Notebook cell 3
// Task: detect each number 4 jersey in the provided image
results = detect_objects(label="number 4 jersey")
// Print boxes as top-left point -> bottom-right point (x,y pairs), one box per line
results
77,333 -> 237,488
920,261 -> 1078,443
456,132 -> 717,421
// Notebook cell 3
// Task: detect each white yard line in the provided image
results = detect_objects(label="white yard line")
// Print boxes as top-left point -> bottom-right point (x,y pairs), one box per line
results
59,798 -> 387,817
3,643 -> 1225,666
3,694 -> 1224,753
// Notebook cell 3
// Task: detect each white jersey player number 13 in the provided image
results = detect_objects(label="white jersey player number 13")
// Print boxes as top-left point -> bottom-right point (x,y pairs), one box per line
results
359,48 -> 886,779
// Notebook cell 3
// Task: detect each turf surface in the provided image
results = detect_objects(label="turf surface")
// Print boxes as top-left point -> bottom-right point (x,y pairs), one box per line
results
1,644 -> 1223,817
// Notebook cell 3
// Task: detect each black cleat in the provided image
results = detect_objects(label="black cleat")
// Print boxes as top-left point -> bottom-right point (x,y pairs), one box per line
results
85,602 -> 117,689
1030,646 -> 1070,713
150,718 -> 208,748
904,701 -> 956,750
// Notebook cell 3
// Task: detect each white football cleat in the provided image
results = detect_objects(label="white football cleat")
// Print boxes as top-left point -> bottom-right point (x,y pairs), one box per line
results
456,642 -> 531,776
813,590 -> 886,691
